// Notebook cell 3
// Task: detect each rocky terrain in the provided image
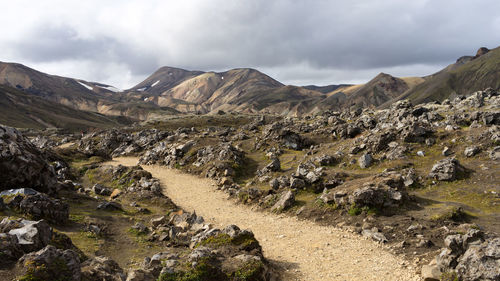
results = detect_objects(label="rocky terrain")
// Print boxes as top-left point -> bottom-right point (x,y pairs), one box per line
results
1,86 -> 498,280
1,44 -> 500,280
0,125 -> 276,281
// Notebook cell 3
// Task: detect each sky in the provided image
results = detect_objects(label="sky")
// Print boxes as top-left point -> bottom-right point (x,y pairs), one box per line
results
1,0 -> 499,89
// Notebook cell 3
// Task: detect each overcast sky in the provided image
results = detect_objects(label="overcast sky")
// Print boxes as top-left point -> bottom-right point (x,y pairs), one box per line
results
1,0 -> 499,88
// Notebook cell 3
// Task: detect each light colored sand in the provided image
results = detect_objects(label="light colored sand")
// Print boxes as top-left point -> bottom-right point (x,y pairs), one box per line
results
107,157 -> 420,281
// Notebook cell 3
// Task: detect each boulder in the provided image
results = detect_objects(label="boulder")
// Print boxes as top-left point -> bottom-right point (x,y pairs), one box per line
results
350,184 -> 404,209
432,229 -> 499,281
428,158 -> 467,181
400,123 -> 433,143
314,155 -> 337,166
464,146 -> 480,157
7,219 -> 52,253
483,112 -> 500,125
0,233 -> 24,264
18,245 -> 81,281
18,193 -> 69,224
289,177 -> 305,189
0,125 -> 58,194
81,256 -> 125,281
97,201 -> 123,211
361,228 -> 388,243
271,190 -> 295,212
93,184 -> 112,196
489,146 -> 500,161
455,238 -> 500,281
358,153 -> 373,169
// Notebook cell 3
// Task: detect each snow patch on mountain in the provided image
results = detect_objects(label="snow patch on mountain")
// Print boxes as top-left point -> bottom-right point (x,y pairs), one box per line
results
77,81 -> 93,91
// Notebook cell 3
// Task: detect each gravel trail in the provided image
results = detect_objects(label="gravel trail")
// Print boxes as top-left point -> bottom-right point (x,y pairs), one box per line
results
108,157 -> 419,281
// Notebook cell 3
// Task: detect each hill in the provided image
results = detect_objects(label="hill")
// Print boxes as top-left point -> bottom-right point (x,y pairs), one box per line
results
0,84 -> 131,131
392,46 -> 500,104
0,61 -> 120,112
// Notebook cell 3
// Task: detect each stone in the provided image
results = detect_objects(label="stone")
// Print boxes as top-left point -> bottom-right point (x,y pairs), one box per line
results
314,155 -> 336,166
464,146 -> 480,157
455,238 -> 500,281
18,245 -> 81,281
81,256 -> 125,281
361,228 -> 388,243
97,201 -> 123,211
289,177 -> 305,189
0,233 -> 24,263
429,158 -> 466,181
265,157 -> 281,172
18,193 -> 69,224
0,125 -> 58,195
358,153 -> 373,169
442,147 -> 452,156
490,146 -> 500,161
93,184 -> 112,196
271,190 -> 295,212
401,123 -> 433,143
126,268 -> 155,281
151,216 -> 167,228
8,219 -> 52,253
350,184 -> 404,209
421,263 -> 441,281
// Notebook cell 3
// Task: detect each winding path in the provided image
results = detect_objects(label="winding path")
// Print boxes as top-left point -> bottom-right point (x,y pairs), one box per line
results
107,157 -> 419,281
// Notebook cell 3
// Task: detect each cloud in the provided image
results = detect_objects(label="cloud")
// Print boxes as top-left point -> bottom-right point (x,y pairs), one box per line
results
1,0 -> 499,88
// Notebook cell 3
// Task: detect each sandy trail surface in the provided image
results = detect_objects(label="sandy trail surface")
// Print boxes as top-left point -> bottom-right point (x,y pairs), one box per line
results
107,157 -> 419,281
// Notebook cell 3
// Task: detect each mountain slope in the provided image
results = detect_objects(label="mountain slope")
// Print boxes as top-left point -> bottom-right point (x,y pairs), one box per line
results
0,61 -> 121,112
394,46 -> 500,104
303,84 -> 351,94
128,66 -> 204,95
0,84 -> 131,130
315,73 -> 413,111
135,67 -> 289,114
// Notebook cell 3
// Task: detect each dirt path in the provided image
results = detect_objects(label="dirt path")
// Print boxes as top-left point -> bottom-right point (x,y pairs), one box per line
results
108,157 -> 419,281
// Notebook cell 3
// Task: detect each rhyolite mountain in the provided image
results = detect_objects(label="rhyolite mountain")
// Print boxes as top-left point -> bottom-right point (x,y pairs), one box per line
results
0,84 -> 132,130
0,61 -> 180,120
385,46 -> 500,106
1,45 -> 499,129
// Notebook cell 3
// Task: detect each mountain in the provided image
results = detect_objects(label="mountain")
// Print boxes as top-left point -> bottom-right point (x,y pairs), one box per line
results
0,84 -> 131,130
0,62 -> 180,120
0,61 -> 120,112
391,46 -> 500,104
2,44 -> 499,123
132,67 -> 296,114
128,66 -> 204,95
314,73 -> 422,111
303,84 -> 351,94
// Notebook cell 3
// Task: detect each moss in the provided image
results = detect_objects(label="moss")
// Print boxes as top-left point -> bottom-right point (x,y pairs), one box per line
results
231,233 -> 259,251
19,256 -> 73,281
440,271 -> 459,281
313,199 -> 338,211
431,207 -> 468,222
196,233 -> 232,248
157,257 -> 227,281
348,204 -> 362,216
231,260 -> 265,281
69,214 -> 85,223
195,233 -> 259,251
237,192 -> 249,203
